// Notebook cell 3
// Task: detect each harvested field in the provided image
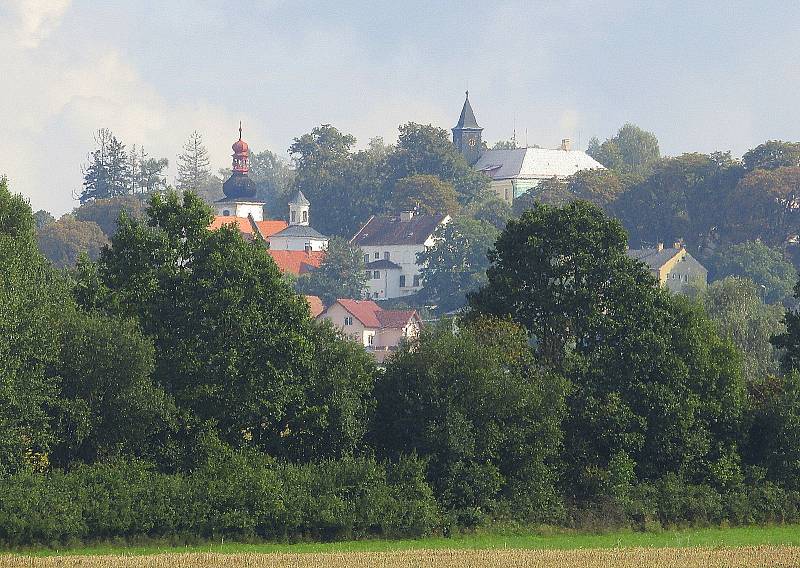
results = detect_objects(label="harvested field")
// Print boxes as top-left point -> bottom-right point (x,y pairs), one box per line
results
3,547 -> 800,568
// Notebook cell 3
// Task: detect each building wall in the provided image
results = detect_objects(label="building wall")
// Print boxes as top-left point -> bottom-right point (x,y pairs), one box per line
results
268,235 -> 327,251
365,267 -> 402,300
360,244 -> 426,299
216,201 -> 264,221
318,303 -> 370,346
660,252 -> 708,293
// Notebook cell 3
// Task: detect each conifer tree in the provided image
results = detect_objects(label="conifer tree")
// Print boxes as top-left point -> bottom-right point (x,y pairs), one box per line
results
176,131 -> 212,192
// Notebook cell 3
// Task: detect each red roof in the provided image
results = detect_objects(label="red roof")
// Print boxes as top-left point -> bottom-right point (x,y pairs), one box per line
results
334,299 -> 419,330
255,220 -> 288,237
304,295 -> 325,318
376,309 -> 418,329
209,216 -> 288,240
268,250 -> 325,275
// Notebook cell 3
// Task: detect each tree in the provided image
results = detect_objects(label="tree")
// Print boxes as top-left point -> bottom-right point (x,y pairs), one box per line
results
176,131 -> 212,193
290,124 -> 386,236
468,196 -> 513,230
708,241 -> 797,304
742,140 -> 800,171
73,195 -> 148,238
385,122 -> 489,206
36,215 -> 109,268
587,123 -> 660,178
75,191 -> 375,461
391,174 -> 460,215
50,311 -> 176,466
373,317 -> 568,523
722,166 -> 800,249
470,201 -> 745,493
417,218 -> 498,313
137,154 -> 170,194
690,277 -> 784,385
772,278 -> 800,375
568,169 -> 626,209
492,139 -> 517,150
79,129 -> 131,203
0,178 -> 70,473
295,237 -> 367,306
248,148 -> 294,218
512,178 -> 573,215
33,210 -> 54,230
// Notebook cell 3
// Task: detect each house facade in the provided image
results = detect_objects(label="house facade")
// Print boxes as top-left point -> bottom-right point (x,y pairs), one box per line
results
317,299 -> 422,362
627,243 -> 708,293
452,92 -> 605,204
351,211 -> 450,300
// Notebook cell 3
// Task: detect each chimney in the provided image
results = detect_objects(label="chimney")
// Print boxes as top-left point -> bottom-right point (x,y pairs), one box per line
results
656,242 -> 664,251
400,210 -> 414,222
560,138 -> 571,151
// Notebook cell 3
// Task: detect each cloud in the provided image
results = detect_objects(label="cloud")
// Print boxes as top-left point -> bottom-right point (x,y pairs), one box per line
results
5,0 -> 72,49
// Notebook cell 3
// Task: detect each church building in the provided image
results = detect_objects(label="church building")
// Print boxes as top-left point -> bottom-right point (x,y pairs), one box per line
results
210,126 -> 328,273
452,92 -> 605,204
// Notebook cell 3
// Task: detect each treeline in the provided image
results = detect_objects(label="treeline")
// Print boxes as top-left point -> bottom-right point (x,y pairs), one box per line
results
4,174 -> 800,547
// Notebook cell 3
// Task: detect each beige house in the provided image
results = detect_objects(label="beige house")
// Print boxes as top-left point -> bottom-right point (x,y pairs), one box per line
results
627,243 -> 708,293
317,299 -> 422,362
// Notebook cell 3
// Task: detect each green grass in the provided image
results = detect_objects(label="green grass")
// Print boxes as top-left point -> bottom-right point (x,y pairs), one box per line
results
8,525 -> 800,557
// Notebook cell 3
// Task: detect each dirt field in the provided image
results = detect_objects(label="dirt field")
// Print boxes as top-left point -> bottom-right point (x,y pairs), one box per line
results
3,547 -> 800,568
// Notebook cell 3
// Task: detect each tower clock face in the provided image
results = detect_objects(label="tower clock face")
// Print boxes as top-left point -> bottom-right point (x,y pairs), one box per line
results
468,138 -> 477,147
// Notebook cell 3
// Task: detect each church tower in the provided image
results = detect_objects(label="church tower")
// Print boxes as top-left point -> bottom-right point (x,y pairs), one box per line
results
452,91 -> 483,165
216,123 -> 264,221
288,190 -> 310,226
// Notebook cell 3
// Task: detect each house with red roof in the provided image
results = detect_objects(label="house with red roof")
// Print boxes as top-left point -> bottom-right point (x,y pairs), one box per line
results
317,299 -> 422,362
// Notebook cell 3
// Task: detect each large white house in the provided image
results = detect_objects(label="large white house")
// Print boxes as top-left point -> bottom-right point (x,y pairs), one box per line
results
452,92 -> 605,204
351,210 -> 449,300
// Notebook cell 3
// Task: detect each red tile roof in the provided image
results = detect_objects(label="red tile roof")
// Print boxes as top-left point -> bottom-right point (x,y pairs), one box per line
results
333,299 -> 419,330
255,220 -> 288,238
376,309 -> 418,329
268,250 -> 325,275
304,295 -> 325,318
209,216 -> 288,240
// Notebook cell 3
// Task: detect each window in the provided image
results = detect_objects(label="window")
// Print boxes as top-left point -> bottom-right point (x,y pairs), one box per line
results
344,316 -> 353,326
384,251 -> 390,260
373,291 -> 379,298
368,334 -> 374,345
400,275 -> 406,288
222,209 -> 230,216
365,270 -> 371,279
374,252 -> 380,259
302,210 -> 308,222
291,211 -> 296,222
364,254 -> 369,263
413,275 -> 421,287
373,270 -> 380,279
684,274 -> 689,282
304,244 -> 312,253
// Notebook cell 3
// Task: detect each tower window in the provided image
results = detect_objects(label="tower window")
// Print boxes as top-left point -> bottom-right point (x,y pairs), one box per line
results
400,275 -> 406,288
302,210 -> 308,222
291,211 -> 296,222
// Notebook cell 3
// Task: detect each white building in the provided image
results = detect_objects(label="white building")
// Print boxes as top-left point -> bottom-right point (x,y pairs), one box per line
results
451,92 -> 604,204
351,210 -> 449,300
267,190 -> 329,252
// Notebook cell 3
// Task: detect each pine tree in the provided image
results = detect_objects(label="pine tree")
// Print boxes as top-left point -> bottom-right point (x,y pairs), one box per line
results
78,129 -> 131,203
177,131 -> 212,192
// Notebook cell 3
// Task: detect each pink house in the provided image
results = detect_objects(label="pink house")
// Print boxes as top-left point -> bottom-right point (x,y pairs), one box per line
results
317,299 -> 422,363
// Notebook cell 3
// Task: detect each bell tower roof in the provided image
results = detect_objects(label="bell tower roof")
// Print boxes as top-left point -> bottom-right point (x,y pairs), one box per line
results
453,91 -> 482,131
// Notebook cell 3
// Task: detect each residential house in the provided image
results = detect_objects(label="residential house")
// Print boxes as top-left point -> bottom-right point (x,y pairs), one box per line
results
317,299 -> 422,362
627,243 -> 708,293
351,211 -> 450,300
452,92 -> 605,204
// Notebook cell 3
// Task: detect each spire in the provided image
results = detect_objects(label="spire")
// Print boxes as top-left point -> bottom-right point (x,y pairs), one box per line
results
454,90 -> 481,130
238,120 -> 242,140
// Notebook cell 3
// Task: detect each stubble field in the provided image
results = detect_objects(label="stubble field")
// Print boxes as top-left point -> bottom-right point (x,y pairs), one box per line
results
3,547 -> 800,568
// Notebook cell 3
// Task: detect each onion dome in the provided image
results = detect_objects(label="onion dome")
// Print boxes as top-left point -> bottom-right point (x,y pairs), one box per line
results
222,122 -> 257,200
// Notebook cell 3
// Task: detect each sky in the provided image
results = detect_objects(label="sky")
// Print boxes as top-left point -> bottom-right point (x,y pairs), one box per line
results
2,1 -> 800,215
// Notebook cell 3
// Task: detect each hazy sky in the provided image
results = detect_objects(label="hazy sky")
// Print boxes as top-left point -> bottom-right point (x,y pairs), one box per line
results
2,1 -> 800,215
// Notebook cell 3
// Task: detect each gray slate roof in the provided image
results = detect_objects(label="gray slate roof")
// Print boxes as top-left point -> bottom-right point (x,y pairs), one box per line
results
271,224 -> 328,239
289,190 -> 310,206
453,91 -> 481,130
365,259 -> 402,270
351,214 -> 448,246
473,147 -> 604,180
627,247 -> 683,270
